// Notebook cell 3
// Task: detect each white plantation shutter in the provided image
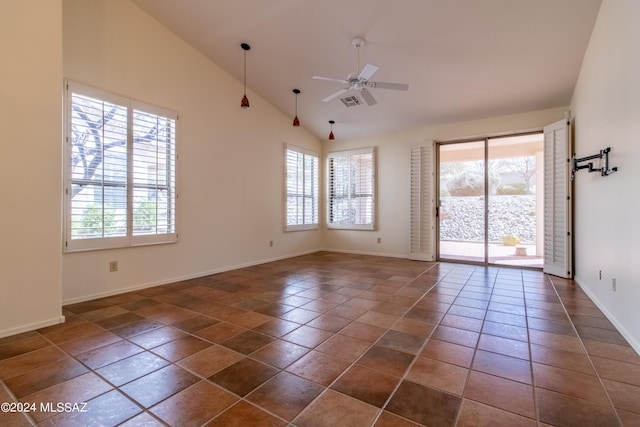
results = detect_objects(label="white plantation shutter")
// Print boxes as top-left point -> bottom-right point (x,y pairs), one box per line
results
285,145 -> 319,231
327,147 -> 376,230
543,118 -> 572,277
410,144 -> 435,261
64,81 -> 178,252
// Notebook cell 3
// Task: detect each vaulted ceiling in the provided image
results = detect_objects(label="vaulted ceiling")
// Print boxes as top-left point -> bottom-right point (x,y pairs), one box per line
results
131,0 -> 602,140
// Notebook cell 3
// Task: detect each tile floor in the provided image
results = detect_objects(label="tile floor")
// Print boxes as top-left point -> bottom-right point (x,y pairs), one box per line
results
1,252 -> 639,426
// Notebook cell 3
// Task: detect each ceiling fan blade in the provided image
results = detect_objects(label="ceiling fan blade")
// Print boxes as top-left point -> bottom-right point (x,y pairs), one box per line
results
369,81 -> 409,91
313,75 -> 348,84
360,89 -> 377,106
358,64 -> 378,81
322,88 -> 348,102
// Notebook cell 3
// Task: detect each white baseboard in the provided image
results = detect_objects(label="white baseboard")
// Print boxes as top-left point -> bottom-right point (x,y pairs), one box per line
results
0,315 -> 66,339
573,276 -> 640,356
62,250 -> 319,306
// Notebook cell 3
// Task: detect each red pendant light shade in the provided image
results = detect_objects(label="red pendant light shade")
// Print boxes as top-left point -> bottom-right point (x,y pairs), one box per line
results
240,43 -> 251,109
292,89 -> 300,127
328,120 -> 335,140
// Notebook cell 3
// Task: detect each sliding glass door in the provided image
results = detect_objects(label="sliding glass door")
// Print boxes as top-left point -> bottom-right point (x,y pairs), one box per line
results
437,133 -> 544,267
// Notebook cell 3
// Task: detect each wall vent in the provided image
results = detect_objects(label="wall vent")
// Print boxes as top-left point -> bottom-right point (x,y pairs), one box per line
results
340,95 -> 362,107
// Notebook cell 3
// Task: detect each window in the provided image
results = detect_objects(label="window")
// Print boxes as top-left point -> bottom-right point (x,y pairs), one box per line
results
285,144 -> 319,231
327,147 -> 376,230
64,81 -> 178,252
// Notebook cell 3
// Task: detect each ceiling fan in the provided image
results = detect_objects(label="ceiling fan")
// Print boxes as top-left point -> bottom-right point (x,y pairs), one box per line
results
313,37 -> 409,106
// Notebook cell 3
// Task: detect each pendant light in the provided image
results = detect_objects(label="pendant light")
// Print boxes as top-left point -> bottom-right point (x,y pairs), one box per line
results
240,43 -> 251,109
328,120 -> 335,140
292,89 -> 301,127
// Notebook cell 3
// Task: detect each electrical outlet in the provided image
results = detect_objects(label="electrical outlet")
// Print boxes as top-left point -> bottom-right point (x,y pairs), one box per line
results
377,237 -> 381,244
599,270 -> 602,280
612,278 -> 616,292
109,261 -> 118,272
269,240 -> 273,247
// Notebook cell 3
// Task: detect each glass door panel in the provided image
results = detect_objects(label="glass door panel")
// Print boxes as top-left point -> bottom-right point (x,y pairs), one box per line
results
487,134 -> 544,268
438,140 -> 486,263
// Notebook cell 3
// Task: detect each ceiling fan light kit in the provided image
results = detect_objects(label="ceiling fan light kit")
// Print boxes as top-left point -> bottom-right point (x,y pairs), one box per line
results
240,42 -> 251,109
328,120 -> 335,140
313,37 -> 409,107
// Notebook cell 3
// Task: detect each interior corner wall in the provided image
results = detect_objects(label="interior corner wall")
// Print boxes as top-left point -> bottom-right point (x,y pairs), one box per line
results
570,0 -> 640,352
62,0 -> 322,304
0,1 -> 64,337
321,106 -> 568,259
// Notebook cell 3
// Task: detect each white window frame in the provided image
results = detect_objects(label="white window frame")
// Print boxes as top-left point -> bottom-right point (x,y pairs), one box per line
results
327,147 -> 376,230
63,80 -> 179,252
284,144 -> 319,231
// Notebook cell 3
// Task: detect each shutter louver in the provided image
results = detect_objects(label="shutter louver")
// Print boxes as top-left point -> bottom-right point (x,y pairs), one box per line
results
410,144 -> 435,261
543,118 -> 572,277
285,145 -> 319,231
327,147 -> 375,230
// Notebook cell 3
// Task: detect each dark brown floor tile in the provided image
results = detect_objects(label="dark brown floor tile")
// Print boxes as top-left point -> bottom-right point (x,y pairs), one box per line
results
374,410 -> 422,426
247,371 -> 324,420
527,317 -> 576,336
482,321 -> 528,343
126,325 -> 188,349
602,378 -> 640,414
20,372 -> 112,422
340,321 -> 387,342
407,356 -> 468,395
64,299 -> 120,314
431,325 -> 479,348
279,307 -> 321,324
251,339 -> 310,369
357,345 -> 414,377
478,333 -> 530,360
0,334 -> 50,361
57,329 -> 122,356
4,355 -> 89,398
38,390 -> 141,427
120,364 -> 199,408
386,380 -> 461,427
118,411 -> 166,427
456,399 -> 536,427
325,304 -> 369,320
315,334 -> 370,362
282,325 -> 333,348
440,313 -> 483,332
286,350 -> 351,386
376,329 -> 426,355
0,346 -> 68,380
464,370 -> 535,419
307,313 -> 352,332
293,389 -> 378,427
536,388 -> 620,427
488,301 -> 527,316
208,358 -> 279,397
472,350 -> 532,384
252,318 -> 300,338
219,330 -> 273,355
151,334 -> 212,362
485,310 -> 527,327
205,400 -> 287,427
570,313 -> 618,330
575,324 -> 628,346
533,362 -> 609,406
591,355 -> 640,387
194,322 -> 247,343
530,342 -> 595,375
170,314 -> 219,333
95,351 -> 169,386
75,339 -> 144,370
332,364 -> 399,407
421,338 -> 475,368
583,339 -> 640,365
177,345 -> 243,378
150,380 -> 238,425
110,318 -> 165,338
528,329 -> 585,353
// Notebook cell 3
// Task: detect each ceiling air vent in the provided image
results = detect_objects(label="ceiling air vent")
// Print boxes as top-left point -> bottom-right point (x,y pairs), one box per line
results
340,95 -> 362,107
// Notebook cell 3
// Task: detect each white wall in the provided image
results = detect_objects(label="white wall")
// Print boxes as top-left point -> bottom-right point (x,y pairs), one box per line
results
0,1 -> 64,337
322,107 -> 568,258
570,0 -> 640,351
62,0 -> 322,303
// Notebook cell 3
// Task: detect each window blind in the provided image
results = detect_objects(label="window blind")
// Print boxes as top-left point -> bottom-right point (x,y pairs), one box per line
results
327,147 -> 376,230
285,145 -> 319,231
